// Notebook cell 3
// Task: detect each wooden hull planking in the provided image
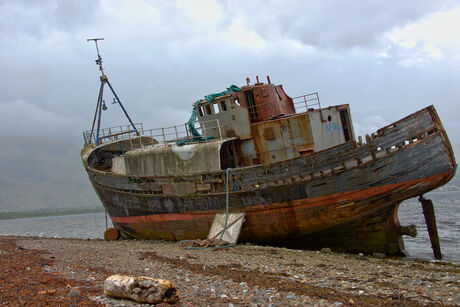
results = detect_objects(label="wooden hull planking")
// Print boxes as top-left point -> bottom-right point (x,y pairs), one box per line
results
84,106 -> 456,255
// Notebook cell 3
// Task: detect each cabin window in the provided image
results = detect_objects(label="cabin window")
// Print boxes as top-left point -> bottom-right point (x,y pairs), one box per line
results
205,104 -> 212,115
213,102 -> 220,114
245,90 -> 258,119
220,100 -> 227,111
198,106 -> 204,117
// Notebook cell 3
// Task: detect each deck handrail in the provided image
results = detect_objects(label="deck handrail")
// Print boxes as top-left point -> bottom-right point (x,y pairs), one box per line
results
82,119 -> 222,146
292,92 -> 321,113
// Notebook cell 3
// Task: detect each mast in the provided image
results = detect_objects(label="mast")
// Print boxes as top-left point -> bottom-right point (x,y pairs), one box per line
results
87,38 -> 138,145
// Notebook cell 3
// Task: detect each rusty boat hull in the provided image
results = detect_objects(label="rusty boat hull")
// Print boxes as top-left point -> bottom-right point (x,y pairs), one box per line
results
83,106 -> 456,255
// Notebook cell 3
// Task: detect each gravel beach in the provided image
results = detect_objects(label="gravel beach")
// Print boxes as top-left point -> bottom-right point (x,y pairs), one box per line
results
0,236 -> 458,306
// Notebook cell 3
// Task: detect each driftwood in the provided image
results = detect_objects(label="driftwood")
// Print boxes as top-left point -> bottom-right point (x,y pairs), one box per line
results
104,274 -> 179,304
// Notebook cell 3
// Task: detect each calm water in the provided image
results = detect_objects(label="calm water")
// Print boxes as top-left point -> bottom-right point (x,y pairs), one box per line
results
398,191 -> 459,262
0,191 -> 458,262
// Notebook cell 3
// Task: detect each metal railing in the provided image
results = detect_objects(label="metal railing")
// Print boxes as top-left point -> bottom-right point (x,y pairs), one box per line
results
82,123 -> 144,145
245,92 -> 321,122
82,119 -> 222,146
293,92 -> 321,113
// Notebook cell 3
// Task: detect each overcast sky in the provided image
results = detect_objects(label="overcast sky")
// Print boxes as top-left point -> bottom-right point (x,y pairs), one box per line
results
1,0 -> 459,144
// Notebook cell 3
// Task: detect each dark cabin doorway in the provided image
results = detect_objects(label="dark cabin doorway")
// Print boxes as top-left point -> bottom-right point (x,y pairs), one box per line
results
220,141 -> 237,169
339,109 -> 351,141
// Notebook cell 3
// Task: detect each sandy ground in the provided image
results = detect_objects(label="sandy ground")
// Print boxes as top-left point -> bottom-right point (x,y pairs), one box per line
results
0,236 -> 458,306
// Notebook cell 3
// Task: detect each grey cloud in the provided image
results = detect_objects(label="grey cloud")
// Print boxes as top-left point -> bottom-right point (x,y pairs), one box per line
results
0,0 -> 98,40
0,0 -> 458,144
221,0 -> 455,50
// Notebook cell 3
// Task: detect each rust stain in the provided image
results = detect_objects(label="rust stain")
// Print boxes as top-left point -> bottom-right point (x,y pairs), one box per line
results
111,171 -> 449,224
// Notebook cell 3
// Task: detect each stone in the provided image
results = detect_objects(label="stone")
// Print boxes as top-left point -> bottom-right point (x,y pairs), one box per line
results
320,248 -> 332,253
372,252 -> 386,259
68,289 -> 81,297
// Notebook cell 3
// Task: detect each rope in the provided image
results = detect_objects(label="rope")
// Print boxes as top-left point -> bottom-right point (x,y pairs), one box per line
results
219,168 -> 231,240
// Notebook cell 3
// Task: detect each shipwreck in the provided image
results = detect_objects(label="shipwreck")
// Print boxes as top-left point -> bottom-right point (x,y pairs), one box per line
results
81,41 -> 456,257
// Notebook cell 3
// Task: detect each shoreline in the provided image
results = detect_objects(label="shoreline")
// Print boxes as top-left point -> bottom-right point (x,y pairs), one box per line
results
0,207 -> 105,220
0,236 -> 458,306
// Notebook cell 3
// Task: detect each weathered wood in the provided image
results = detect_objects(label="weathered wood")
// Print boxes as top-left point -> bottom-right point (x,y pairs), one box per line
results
104,275 -> 179,304
419,196 -> 442,259
398,225 -> 417,238
84,105 -> 456,256
103,228 -> 120,241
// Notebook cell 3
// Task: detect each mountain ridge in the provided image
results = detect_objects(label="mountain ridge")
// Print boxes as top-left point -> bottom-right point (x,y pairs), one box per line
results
0,136 -> 99,212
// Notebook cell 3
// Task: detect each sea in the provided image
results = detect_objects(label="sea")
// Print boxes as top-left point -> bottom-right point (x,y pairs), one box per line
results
0,191 -> 458,263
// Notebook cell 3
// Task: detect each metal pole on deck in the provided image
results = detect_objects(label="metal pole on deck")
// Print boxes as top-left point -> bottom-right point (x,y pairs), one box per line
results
419,196 -> 442,259
87,38 -> 138,142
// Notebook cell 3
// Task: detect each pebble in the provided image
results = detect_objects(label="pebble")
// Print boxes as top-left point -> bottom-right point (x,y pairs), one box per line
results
15,237 -> 460,306
372,252 -> 386,259
67,289 -> 81,297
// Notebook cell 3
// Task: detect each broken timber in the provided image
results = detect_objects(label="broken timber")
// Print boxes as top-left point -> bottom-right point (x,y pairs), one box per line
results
419,196 -> 442,259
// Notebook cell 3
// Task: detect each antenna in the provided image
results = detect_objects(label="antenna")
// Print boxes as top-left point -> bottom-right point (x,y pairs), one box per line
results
86,38 -> 138,145
87,38 -> 106,80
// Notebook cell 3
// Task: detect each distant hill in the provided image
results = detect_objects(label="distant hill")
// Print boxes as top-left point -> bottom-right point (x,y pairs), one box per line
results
0,136 -> 100,212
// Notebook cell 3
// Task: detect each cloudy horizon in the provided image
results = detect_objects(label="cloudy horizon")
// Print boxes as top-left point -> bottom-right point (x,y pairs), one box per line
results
1,0 -> 459,144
